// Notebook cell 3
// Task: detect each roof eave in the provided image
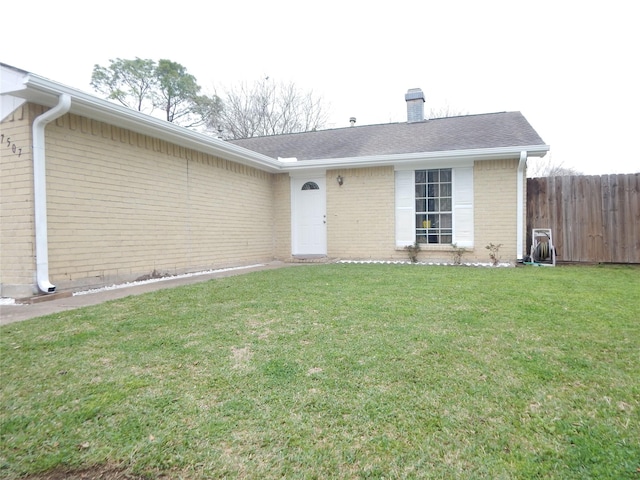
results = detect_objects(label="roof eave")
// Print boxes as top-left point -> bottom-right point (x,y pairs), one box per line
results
5,68 -> 283,173
282,145 -> 550,171
2,64 -> 550,175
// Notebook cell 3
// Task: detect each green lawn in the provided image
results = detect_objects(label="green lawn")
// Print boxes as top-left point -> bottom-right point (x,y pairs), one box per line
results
1,264 -> 639,479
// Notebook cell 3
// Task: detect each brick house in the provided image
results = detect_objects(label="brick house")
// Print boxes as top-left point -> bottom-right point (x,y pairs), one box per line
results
0,64 -> 549,297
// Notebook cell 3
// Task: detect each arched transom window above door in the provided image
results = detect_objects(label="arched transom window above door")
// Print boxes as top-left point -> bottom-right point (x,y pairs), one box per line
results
301,181 -> 320,190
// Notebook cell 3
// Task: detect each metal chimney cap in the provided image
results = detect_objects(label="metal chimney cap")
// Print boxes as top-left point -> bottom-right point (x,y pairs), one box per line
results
405,88 -> 425,102
349,117 -> 356,126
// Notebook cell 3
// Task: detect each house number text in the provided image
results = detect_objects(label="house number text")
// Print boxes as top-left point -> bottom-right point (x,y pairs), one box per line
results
0,133 -> 24,157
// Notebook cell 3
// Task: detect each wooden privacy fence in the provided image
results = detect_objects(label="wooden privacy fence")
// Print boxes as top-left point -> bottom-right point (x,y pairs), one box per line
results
526,174 -> 640,264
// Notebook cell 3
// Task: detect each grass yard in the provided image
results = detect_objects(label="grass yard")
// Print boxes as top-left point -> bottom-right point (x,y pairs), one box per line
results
1,264 -> 639,479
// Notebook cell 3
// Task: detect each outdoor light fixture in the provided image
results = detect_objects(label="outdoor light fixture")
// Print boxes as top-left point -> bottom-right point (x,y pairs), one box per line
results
337,175 -> 343,186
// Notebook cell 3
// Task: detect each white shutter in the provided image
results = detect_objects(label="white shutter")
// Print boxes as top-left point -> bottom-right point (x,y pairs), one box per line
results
395,170 -> 415,247
453,167 -> 474,247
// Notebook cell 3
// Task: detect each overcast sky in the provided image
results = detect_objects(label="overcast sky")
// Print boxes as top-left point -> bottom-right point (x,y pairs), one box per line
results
3,0 -> 638,175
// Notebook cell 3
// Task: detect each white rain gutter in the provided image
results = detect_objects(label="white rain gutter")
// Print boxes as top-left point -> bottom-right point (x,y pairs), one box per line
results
516,150 -> 527,261
32,93 -> 71,293
282,144 -> 550,172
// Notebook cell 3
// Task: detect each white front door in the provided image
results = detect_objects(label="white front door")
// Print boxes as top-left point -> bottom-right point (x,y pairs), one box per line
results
291,177 -> 327,255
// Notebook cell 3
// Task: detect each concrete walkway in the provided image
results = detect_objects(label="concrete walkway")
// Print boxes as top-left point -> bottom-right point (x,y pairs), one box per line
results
0,262 -> 293,326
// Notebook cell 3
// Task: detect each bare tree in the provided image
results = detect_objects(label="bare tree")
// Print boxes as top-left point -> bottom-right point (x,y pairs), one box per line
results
428,103 -> 468,119
528,153 -> 582,177
217,81 -> 262,139
216,78 -> 328,139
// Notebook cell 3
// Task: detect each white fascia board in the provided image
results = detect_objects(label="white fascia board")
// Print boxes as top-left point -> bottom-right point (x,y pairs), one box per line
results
288,167 -> 327,178
7,68 -> 283,173
281,145 -> 550,173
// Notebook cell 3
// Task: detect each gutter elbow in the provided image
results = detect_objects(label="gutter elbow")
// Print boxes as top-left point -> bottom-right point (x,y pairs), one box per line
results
518,150 -> 527,172
37,276 -> 57,294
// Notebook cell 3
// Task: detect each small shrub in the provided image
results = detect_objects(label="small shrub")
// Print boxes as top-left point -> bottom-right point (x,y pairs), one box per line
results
485,243 -> 502,266
404,241 -> 420,263
451,243 -> 466,265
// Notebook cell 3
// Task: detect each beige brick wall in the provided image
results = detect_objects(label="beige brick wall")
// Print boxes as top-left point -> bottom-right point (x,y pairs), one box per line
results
1,103 -> 525,296
326,167 -> 402,260
473,158 -> 519,262
325,162 -> 522,264
11,109 -> 278,293
394,160 -> 521,265
0,105 -> 37,297
271,173 -> 291,260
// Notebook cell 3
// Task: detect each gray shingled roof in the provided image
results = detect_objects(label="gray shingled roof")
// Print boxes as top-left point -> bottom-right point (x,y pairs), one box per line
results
229,112 -> 545,161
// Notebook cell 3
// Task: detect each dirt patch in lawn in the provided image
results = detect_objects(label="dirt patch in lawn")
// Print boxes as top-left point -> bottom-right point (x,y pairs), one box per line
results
19,464 -> 162,480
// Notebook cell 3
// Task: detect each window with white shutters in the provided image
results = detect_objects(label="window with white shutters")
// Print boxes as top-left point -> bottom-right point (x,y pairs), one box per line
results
395,166 -> 474,248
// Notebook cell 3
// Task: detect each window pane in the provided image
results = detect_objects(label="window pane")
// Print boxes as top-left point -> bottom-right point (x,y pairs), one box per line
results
427,199 -> 438,211
415,170 -> 426,183
440,198 -> 452,211
440,169 -> 452,182
441,214 -> 452,228
441,234 -> 452,244
416,199 -> 427,212
415,184 -> 426,197
428,170 -> 439,182
417,215 -> 433,232
428,184 -> 439,197
440,184 -> 452,196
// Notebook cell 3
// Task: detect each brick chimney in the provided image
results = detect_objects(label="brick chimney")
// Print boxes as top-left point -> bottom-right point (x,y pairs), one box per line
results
405,88 -> 425,123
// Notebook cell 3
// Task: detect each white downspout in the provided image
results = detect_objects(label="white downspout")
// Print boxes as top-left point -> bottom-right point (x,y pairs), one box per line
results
516,150 -> 527,262
32,94 -> 71,293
